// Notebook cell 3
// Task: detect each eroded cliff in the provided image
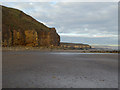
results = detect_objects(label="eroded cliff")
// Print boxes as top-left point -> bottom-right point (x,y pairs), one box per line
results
2,6 -> 60,47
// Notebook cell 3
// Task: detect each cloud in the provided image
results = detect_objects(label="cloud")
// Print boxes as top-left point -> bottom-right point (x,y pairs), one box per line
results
59,33 -> 118,38
0,0 -> 119,2
1,2 -> 118,45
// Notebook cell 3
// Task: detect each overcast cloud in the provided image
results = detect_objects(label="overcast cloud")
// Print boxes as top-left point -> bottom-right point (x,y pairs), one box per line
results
1,2 -> 118,45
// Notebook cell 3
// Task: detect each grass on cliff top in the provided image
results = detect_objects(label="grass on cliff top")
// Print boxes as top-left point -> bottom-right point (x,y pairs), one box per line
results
2,5 -> 50,32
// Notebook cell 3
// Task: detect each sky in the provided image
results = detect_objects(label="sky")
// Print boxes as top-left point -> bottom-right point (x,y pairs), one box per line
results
1,2 -> 118,46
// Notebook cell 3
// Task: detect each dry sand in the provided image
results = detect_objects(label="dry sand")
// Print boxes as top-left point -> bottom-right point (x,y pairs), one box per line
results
2,51 -> 118,88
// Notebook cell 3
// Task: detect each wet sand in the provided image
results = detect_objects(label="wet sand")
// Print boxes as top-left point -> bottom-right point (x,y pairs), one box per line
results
2,51 -> 118,88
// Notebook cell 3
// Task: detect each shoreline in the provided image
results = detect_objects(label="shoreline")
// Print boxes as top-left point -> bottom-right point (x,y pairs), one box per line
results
2,47 -> 119,53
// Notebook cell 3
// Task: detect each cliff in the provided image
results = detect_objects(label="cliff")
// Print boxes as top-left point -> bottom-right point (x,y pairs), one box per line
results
60,42 -> 91,50
2,5 -> 60,47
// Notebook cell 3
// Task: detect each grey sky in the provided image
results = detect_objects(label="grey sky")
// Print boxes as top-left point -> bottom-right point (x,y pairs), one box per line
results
2,2 -> 118,45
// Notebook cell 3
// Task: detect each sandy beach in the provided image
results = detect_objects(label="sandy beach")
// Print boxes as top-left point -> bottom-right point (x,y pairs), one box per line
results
2,51 -> 118,88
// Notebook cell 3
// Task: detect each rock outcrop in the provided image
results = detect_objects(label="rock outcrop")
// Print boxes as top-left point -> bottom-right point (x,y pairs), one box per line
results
2,5 -> 60,47
60,43 -> 91,50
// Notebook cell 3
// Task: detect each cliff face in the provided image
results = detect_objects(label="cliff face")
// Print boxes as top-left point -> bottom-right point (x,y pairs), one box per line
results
2,6 -> 60,47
